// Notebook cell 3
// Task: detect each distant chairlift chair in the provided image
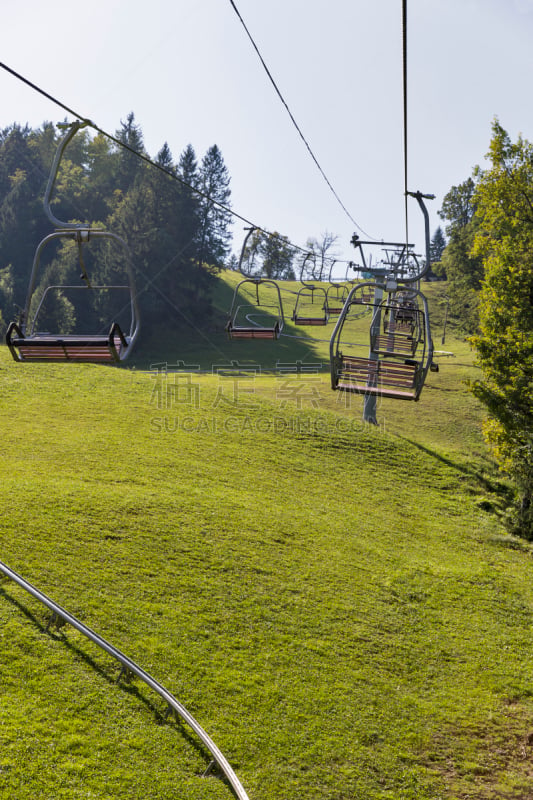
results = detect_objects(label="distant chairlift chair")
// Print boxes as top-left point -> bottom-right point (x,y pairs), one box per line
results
291,254 -> 328,326
324,260 -> 349,316
331,194 -> 438,401
225,278 -> 285,339
225,227 -> 285,339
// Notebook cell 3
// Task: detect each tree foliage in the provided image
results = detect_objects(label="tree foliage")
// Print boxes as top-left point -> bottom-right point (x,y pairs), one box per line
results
438,178 -> 484,332
428,226 -> 446,276
196,144 -> 232,272
260,233 -> 295,279
240,230 -> 295,279
470,121 -> 533,537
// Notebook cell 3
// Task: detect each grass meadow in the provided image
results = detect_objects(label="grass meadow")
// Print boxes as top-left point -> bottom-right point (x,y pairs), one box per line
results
1,275 -> 533,799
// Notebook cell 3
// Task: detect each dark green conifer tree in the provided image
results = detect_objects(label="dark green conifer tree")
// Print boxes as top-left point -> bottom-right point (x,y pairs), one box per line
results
114,112 -> 146,193
197,144 -> 232,271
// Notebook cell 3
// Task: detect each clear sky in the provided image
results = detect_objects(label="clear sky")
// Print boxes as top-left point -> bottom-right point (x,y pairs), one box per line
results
2,0 -> 533,274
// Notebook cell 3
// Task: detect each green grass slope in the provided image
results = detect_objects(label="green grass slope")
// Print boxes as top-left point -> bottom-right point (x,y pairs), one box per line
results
1,282 -> 533,800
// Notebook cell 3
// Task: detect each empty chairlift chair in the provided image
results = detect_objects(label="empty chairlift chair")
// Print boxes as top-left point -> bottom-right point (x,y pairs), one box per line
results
330,282 -> 434,401
6,120 -> 140,363
225,227 -> 285,339
325,284 -> 348,315
225,278 -> 285,339
291,254 -> 328,326
324,260 -> 349,317
371,295 -> 423,358
331,192 -> 438,409
383,291 -> 419,335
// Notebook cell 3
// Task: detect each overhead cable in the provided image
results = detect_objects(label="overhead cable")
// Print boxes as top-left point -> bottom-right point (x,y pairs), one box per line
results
0,61 -> 353,262
0,63 -> 248,222
226,0 -> 376,240
402,0 -> 410,249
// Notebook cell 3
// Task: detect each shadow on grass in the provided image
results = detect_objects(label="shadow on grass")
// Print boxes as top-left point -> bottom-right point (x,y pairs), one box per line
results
0,585 -> 214,772
131,273 -> 329,370
394,434 -> 512,501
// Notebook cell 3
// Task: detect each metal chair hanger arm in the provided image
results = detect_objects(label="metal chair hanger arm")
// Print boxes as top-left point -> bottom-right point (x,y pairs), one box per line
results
43,119 -> 94,229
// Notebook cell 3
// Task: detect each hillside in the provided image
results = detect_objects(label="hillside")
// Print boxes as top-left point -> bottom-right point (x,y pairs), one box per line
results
1,277 -> 533,800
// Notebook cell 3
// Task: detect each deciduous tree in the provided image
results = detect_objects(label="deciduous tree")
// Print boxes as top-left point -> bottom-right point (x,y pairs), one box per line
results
260,233 -> 295,279
470,121 -> 533,537
438,178 -> 484,331
305,231 -> 339,280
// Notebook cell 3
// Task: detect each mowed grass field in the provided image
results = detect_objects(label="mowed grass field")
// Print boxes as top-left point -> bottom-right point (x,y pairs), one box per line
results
2,276 -> 533,799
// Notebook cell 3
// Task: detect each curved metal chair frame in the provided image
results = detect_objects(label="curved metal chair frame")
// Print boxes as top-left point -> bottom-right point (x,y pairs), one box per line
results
350,191 -> 434,285
329,282 -> 434,401
225,277 -> 285,339
6,120 -> 140,363
291,253 -> 328,326
0,559 -> 249,800
225,227 -> 285,339
292,285 -> 328,326
324,259 -> 349,316
325,283 -> 349,316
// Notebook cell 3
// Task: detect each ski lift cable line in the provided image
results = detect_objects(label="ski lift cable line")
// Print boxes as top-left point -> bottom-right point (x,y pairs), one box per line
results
0,61 -> 353,264
226,0 -> 377,241
0,62 -> 251,223
402,0 -> 410,248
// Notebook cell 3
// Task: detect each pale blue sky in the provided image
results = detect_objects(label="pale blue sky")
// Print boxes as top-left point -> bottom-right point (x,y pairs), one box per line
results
2,0 -> 533,272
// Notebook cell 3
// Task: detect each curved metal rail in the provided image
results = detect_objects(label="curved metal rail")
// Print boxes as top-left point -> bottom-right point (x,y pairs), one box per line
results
0,559 -> 250,800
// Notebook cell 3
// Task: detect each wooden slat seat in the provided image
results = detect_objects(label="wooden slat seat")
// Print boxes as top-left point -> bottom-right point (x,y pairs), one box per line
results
226,323 -> 279,340
396,310 -> 416,322
352,293 -> 374,305
371,334 -> 416,357
293,316 -> 328,326
16,342 -> 121,362
383,320 -> 414,335
6,322 -> 126,363
335,355 -> 418,400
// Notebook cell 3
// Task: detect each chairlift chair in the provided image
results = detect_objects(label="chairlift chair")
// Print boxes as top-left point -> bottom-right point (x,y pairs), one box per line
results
329,282 -> 434,401
352,284 -> 374,304
330,194 -> 437,412
225,227 -> 285,339
291,253 -> 328,326
292,286 -> 329,325
324,259 -> 349,316
6,120 -> 140,363
383,292 -> 419,335
371,297 -> 423,358
325,283 -> 349,315
225,278 -> 284,339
